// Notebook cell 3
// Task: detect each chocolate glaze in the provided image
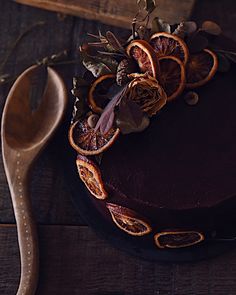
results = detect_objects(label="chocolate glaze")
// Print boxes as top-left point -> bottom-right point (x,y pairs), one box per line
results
87,37 -> 236,237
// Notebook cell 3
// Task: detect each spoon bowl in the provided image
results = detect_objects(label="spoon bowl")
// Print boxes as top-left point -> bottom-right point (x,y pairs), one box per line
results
1,64 -> 67,295
3,65 -> 66,151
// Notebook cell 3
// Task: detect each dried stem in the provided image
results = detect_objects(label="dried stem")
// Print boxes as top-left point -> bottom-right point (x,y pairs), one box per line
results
0,21 -> 46,74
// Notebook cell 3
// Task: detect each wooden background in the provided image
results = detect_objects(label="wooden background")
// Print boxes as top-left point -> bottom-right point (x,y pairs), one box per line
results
1,0 -> 236,294
14,0 -> 196,28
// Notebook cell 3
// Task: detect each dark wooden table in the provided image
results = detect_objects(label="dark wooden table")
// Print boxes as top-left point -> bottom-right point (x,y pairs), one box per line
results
1,1 -> 236,294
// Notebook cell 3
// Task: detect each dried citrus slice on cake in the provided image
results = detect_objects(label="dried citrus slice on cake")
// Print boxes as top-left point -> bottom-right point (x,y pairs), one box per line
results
76,154 -> 107,199
126,39 -> 160,79
159,56 -> 186,101
88,74 -> 116,114
154,231 -> 205,249
106,203 -> 152,236
186,48 -> 218,89
69,117 -> 120,156
150,32 -> 189,65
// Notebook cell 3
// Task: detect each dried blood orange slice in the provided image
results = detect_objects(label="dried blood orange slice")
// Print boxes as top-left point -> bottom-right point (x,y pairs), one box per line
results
159,56 -> 186,101
126,39 -> 160,79
150,32 -> 189,65
186,48 -> 218,89
76,154 -> 107,199
69,117 -> 120,156
88,74 -> 116,114
154,231 -> 205,249
106,203 -> 152,236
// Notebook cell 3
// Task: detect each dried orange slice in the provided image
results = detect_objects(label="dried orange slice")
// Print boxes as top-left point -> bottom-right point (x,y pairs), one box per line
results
154,231 -> 205,249
126,39 -> 160,79
88,74 -> 116,114
69,117 -> 120,156
159,56 -> 186,101
106,203 -> 152,236
150,32 -> 189,65
186,48 -> 218,89
76,154 -> 107,199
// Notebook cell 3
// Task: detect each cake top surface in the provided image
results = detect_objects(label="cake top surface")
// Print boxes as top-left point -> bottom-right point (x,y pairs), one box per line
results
100,64 -> 236,210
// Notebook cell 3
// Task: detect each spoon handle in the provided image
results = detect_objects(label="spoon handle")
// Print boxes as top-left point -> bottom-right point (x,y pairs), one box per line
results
3,152 -> 39,295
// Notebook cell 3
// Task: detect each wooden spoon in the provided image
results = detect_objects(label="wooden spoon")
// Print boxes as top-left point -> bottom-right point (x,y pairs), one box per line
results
1,65 -> 67,295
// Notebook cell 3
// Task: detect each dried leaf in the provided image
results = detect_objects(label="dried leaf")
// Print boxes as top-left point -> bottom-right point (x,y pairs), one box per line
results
187,33 -> 209,53
82,52 -> 118,77
116,99 -> 150,134
116,59 -> 138,86
96,55 -> 118,71
173,21 -> 197,38
106,31 -> 125,53
202,21 -> 222,36
216,53 -> 231,72
95,84 -> 128,134
143,0 -> 156,13
151,17 -> 171,34
71,77 -> 89,122
29,65 -> 48,112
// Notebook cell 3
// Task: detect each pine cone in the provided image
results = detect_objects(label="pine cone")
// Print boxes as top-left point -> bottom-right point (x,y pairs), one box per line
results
116,59 -> 138,86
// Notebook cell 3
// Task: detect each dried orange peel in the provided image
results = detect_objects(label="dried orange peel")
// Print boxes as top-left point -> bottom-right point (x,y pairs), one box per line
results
159,56 -> 186,101
69,117 -> 120,156
150,32 -> 189,65
88,73 -> 116,114
154,230 -> 205,249
106,203 -> 152,236
186,48 -> 218,89
126,39 -> 160,79
76,154 -> 108,199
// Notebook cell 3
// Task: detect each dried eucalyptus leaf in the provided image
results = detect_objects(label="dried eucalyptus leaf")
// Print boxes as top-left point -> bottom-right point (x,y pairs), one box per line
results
95,84 -> 128,134
116,99 -> 150,134
82,53 -> 118,77
144,0 -> 156,13
116,59 -> 138,86
29,65 -> 48,112
173,21 -> 197,38
152,17 -> 171,34
71,77 -> 89,122
96,55 -> 118,72
202,21 -> 222,36
216,53 -> 231,72
184,21 -> 198,34
187,33 -> 209,53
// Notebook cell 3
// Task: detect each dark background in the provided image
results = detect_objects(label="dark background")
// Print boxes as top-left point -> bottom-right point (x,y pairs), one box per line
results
1,1 -> 236,294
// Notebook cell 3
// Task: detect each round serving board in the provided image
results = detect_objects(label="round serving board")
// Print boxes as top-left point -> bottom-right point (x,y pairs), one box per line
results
60,122 -> 236,262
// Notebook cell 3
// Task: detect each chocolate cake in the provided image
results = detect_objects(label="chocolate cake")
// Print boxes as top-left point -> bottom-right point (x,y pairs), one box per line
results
91,62 -> 236,238
69,13 -> 236,248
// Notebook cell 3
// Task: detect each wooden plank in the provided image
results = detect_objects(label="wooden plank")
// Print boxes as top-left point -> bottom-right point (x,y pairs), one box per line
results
1,225 -> 236,295
0,0 -> 83,225
15,0 -> 196,29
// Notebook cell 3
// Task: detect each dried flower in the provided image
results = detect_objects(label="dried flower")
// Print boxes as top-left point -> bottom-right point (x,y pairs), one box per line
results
126,73 -> 167,117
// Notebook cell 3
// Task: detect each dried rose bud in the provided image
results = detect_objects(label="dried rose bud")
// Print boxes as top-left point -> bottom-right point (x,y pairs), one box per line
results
116,58 -> 138,86
126,73 -> 167,117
